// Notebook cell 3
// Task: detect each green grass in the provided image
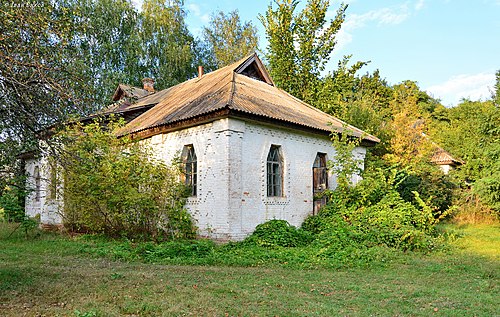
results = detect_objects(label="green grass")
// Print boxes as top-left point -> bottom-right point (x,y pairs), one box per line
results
0,222 -> 498,316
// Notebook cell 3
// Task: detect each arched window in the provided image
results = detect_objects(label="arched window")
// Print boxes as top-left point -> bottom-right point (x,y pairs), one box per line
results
267,145 -> 283,197
183,145 -> 197,196
313,153 -> 328,191
49,163 -> 57,200
313,153 -> 328,214
34,166 -> 41,202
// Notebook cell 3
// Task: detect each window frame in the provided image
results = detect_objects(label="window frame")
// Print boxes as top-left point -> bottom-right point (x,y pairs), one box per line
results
34,166 -> 41,202
266,145 -> 283,197
182,145 -> 197,197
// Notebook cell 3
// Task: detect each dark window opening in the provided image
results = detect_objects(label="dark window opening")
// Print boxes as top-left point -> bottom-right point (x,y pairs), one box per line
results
183,145 -> 197,196
34,166 -> 41,202
313,153 -> 328,214
267,145 -> 283,197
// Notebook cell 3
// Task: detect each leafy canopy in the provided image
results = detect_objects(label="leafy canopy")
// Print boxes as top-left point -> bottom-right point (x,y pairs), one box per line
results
58,117 -> 195,240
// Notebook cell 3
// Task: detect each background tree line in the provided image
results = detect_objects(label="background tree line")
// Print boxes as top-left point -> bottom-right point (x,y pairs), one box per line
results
0,0 -> 258,191
260,0 -> 499,221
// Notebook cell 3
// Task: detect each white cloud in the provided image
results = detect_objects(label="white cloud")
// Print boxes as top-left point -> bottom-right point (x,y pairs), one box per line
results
332,2 -> 418,53
187,2 -> 210,23
415,0 -> 425,11
346,4 -> 410,29
426,72 -> 496,106
187,3 -> 201,16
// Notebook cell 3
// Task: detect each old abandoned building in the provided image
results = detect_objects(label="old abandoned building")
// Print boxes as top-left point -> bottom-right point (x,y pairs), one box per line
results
24,54 -> 379,240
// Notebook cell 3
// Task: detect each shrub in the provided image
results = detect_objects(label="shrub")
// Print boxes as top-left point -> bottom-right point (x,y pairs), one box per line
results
0,186 -> 25,222
243,219 -> 313,247
396,166 -> 456,215
58,118 -> 196,240
302,166 -> 446,252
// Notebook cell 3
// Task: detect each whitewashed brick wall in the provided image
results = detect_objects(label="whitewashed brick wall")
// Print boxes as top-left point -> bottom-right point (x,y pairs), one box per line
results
24,118 -> 367,240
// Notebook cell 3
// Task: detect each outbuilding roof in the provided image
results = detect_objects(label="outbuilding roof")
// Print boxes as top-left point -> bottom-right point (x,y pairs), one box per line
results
431,148 -> 464,166
116,54 -> 380,145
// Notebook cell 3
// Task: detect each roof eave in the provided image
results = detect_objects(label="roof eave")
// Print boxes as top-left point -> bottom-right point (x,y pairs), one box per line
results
125,108 -> 379,147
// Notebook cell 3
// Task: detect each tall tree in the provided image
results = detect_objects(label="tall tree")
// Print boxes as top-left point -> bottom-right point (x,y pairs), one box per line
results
75,0 -> 142,108
259,0 -> 347,103
202,10 -> 259,70
0,0 -> 91,190
494,70 -> 500,107
141,0 -> 195,89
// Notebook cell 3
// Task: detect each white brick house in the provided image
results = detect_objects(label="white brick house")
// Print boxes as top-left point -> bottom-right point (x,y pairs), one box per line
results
24,54 -> 379,240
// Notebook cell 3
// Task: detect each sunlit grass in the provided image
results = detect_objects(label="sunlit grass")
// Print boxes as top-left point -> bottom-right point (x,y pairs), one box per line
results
452,224 -> 500,260
0,222 -> 498,316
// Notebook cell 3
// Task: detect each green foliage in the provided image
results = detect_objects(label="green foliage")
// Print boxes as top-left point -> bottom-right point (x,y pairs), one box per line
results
330,127 -> 363,188
202,10 -> 259,69
74,310 -> 97,317
303,165 -> 447,252
396,165 -> 455,214
243,219 -> 313,247
494,70 -> 500,107
430,99 -> 500,216
59,118 -> 195,240
260,0 -> 347,104
0,186 -> 25,222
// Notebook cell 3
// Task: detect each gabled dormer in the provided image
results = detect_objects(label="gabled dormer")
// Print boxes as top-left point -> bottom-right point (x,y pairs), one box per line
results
234,54 -> 274,85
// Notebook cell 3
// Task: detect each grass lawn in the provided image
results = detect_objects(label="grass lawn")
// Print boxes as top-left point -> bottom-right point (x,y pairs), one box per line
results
0,223 -> 498,317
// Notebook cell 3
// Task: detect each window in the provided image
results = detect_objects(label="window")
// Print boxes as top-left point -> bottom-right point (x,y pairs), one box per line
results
183,145 -> 197,196
49,163 -> 57,200
313,153 -> 328,191
267,145 -> 283,197
313,153 -> 328,214
34,166 -> 41,202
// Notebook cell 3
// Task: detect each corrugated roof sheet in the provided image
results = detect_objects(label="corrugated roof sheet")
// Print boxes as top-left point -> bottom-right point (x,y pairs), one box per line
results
431,148 -> 464,165
117,54 -> 379,143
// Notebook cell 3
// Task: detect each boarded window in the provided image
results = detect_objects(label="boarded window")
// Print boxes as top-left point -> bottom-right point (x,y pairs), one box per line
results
267,145 -> 283,197
183,145 -> 197,196
313,153 -> 328,214
34,166 -> 41,202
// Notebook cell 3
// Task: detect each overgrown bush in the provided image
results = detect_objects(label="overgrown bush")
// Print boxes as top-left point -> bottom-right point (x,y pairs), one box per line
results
302,166 -> 447,252
243,219 -> 313,247
396,165 -> 456,215
58,118 -> 196,240
0,185 -> 25,222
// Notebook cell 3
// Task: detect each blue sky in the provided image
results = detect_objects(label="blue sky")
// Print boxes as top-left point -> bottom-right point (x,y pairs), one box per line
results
136,0 -> 500,107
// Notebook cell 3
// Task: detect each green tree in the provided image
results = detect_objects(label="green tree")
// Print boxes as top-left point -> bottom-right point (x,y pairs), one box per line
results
259,0 -> 347,104
75,0 -> 143,108
60,118 -> 195,240
430,100 -> 500,215
202,10 -> 259,70
0,0 -> 91,194
493,70 -> 500,107
140,0 -> 196,89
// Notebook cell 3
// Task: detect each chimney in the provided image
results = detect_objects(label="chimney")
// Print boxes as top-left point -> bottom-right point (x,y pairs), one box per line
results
198,66 -> 204,79
142,78 -> 155,92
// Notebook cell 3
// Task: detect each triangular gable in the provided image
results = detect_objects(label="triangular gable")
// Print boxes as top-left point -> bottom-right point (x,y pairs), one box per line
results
431,148 -> 464,166
112,84 -> 151,102
234,54 -> 274,86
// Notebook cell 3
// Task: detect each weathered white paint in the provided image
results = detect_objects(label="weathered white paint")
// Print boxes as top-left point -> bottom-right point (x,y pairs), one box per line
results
25,118 -> 367,240
438,164 -> 452,175
24,155 -> 63,225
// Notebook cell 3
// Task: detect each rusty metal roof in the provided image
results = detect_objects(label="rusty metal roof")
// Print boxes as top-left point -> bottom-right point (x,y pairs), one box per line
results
431,148 -> 464,165
117,54 -> 380,144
